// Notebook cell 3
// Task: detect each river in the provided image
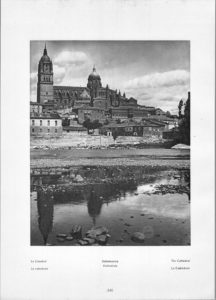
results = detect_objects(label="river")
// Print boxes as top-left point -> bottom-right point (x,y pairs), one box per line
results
30,166 -> 190,246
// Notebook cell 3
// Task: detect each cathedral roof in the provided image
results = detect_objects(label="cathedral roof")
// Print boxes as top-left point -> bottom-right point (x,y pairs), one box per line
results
88,66 -> 101,80
80,89 -> 90,99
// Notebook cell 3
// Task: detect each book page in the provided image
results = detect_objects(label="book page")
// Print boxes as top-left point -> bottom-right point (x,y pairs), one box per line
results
1,0 -> 215,299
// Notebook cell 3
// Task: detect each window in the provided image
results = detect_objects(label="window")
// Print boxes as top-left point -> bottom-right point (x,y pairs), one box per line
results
48,128 -> 50,133
40,128 -> 42,132
32,120 -> 35,126
48,120 -> 50,126
55,129 -> 57,133
55,120 -> 58,126
32,128 -> 34,133
40,120 -> 42,126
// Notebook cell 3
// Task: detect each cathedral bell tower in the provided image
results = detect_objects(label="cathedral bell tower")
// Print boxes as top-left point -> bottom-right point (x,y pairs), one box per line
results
37,44 -> 54,104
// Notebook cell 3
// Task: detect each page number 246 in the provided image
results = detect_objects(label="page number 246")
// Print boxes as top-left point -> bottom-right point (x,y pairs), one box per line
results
107,288 -> 114,292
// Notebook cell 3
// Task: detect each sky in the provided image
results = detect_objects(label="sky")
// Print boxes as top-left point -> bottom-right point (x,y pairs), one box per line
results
30,41 -> 190,113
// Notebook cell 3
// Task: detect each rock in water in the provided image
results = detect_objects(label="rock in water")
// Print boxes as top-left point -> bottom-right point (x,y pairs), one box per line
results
172,143 -> 190,150
57,237 -> 65,243
65,236 -> 74,241
71,225 -> 82,239
85,232 -> 97,239
96,235 -> 108,245
131,232 -> 145,243
56,233 -> 67,238
74,175 -> 84,182
69,172 -> 75,179
83,237 -> 95,245
86,226 -> 108,237
78,239 -> 88,246
143,225 -> 154,239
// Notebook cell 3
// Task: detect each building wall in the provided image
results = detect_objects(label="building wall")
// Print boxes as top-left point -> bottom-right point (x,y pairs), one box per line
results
133,109 -> 149,117
30,104 -> 43,114
31,126 -> 62,136
30,118 -> 62,136
53,86 -> 90,108
37,83 -> 54,104
143,126 -> 163,138
78,108 -> 105,123
31,119 -> 61,127
93,98 -> 109,110
120,99 -> 137,107
110,108 -> 128,120
74,99 -> 91,107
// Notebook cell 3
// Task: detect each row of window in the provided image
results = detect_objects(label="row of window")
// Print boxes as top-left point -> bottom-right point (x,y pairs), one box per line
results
57,99 -> 74,104
54,90 -> 79,97
42,76 -> 52,82
143,128 -> 161,132
98,92 -> 106,97
32,128 -> 58,133
31,120 -> 58,126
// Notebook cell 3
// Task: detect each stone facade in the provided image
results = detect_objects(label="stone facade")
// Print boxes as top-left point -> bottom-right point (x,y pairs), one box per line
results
77,107 -> 106,123
37,45 -> 54,104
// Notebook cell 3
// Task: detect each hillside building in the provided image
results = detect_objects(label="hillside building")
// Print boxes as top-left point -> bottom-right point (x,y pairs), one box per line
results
36,45 -> 159,122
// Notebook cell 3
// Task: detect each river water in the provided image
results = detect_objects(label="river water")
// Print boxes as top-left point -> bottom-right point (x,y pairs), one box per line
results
30,167 -> 190,246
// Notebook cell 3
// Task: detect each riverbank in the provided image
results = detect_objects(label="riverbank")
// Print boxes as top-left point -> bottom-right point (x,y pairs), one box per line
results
31,148 -> 190,169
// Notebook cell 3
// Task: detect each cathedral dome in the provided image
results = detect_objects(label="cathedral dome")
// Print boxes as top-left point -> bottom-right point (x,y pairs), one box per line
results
88,66 -> 101,80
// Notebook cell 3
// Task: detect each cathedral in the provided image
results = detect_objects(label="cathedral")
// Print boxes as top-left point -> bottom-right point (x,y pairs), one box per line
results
36,45 -> 156,121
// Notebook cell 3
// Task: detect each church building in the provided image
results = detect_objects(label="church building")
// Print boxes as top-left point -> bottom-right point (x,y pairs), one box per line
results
36,45 -> 157,122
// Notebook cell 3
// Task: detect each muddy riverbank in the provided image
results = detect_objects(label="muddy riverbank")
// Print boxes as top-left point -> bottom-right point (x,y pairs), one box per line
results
31,148 -> 190,169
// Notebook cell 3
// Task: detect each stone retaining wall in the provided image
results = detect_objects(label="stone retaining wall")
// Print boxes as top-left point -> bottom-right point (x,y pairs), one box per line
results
30,132 -> 163,148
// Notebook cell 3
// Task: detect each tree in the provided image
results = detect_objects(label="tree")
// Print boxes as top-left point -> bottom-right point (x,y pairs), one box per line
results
184,96 -> 190,144
83,118 -> 92,133
112,129 -> 118,142
83,119 -> 102,134
166,111 -> 171,117
178,93 -> 190,145
178,99 -> 183,118
92,119 -> 102,129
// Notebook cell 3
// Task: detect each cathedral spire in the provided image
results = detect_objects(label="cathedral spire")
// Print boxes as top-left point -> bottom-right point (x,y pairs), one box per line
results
43,42 -> 47,56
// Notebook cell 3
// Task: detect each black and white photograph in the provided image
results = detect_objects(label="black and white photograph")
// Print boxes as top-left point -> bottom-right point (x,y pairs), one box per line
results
1,0 -> 215,299
30,41 -> 190,246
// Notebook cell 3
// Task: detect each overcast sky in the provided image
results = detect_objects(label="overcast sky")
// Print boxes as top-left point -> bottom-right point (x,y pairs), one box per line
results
30,41 -> 190,113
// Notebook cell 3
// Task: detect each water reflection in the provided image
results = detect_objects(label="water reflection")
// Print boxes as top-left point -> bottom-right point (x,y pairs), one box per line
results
87,189 -> 103,226
37,191 -> 54,245
30,169 -> 190,245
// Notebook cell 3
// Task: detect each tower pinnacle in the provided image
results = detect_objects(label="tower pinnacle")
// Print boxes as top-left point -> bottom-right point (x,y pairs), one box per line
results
43,42 -> 47,56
